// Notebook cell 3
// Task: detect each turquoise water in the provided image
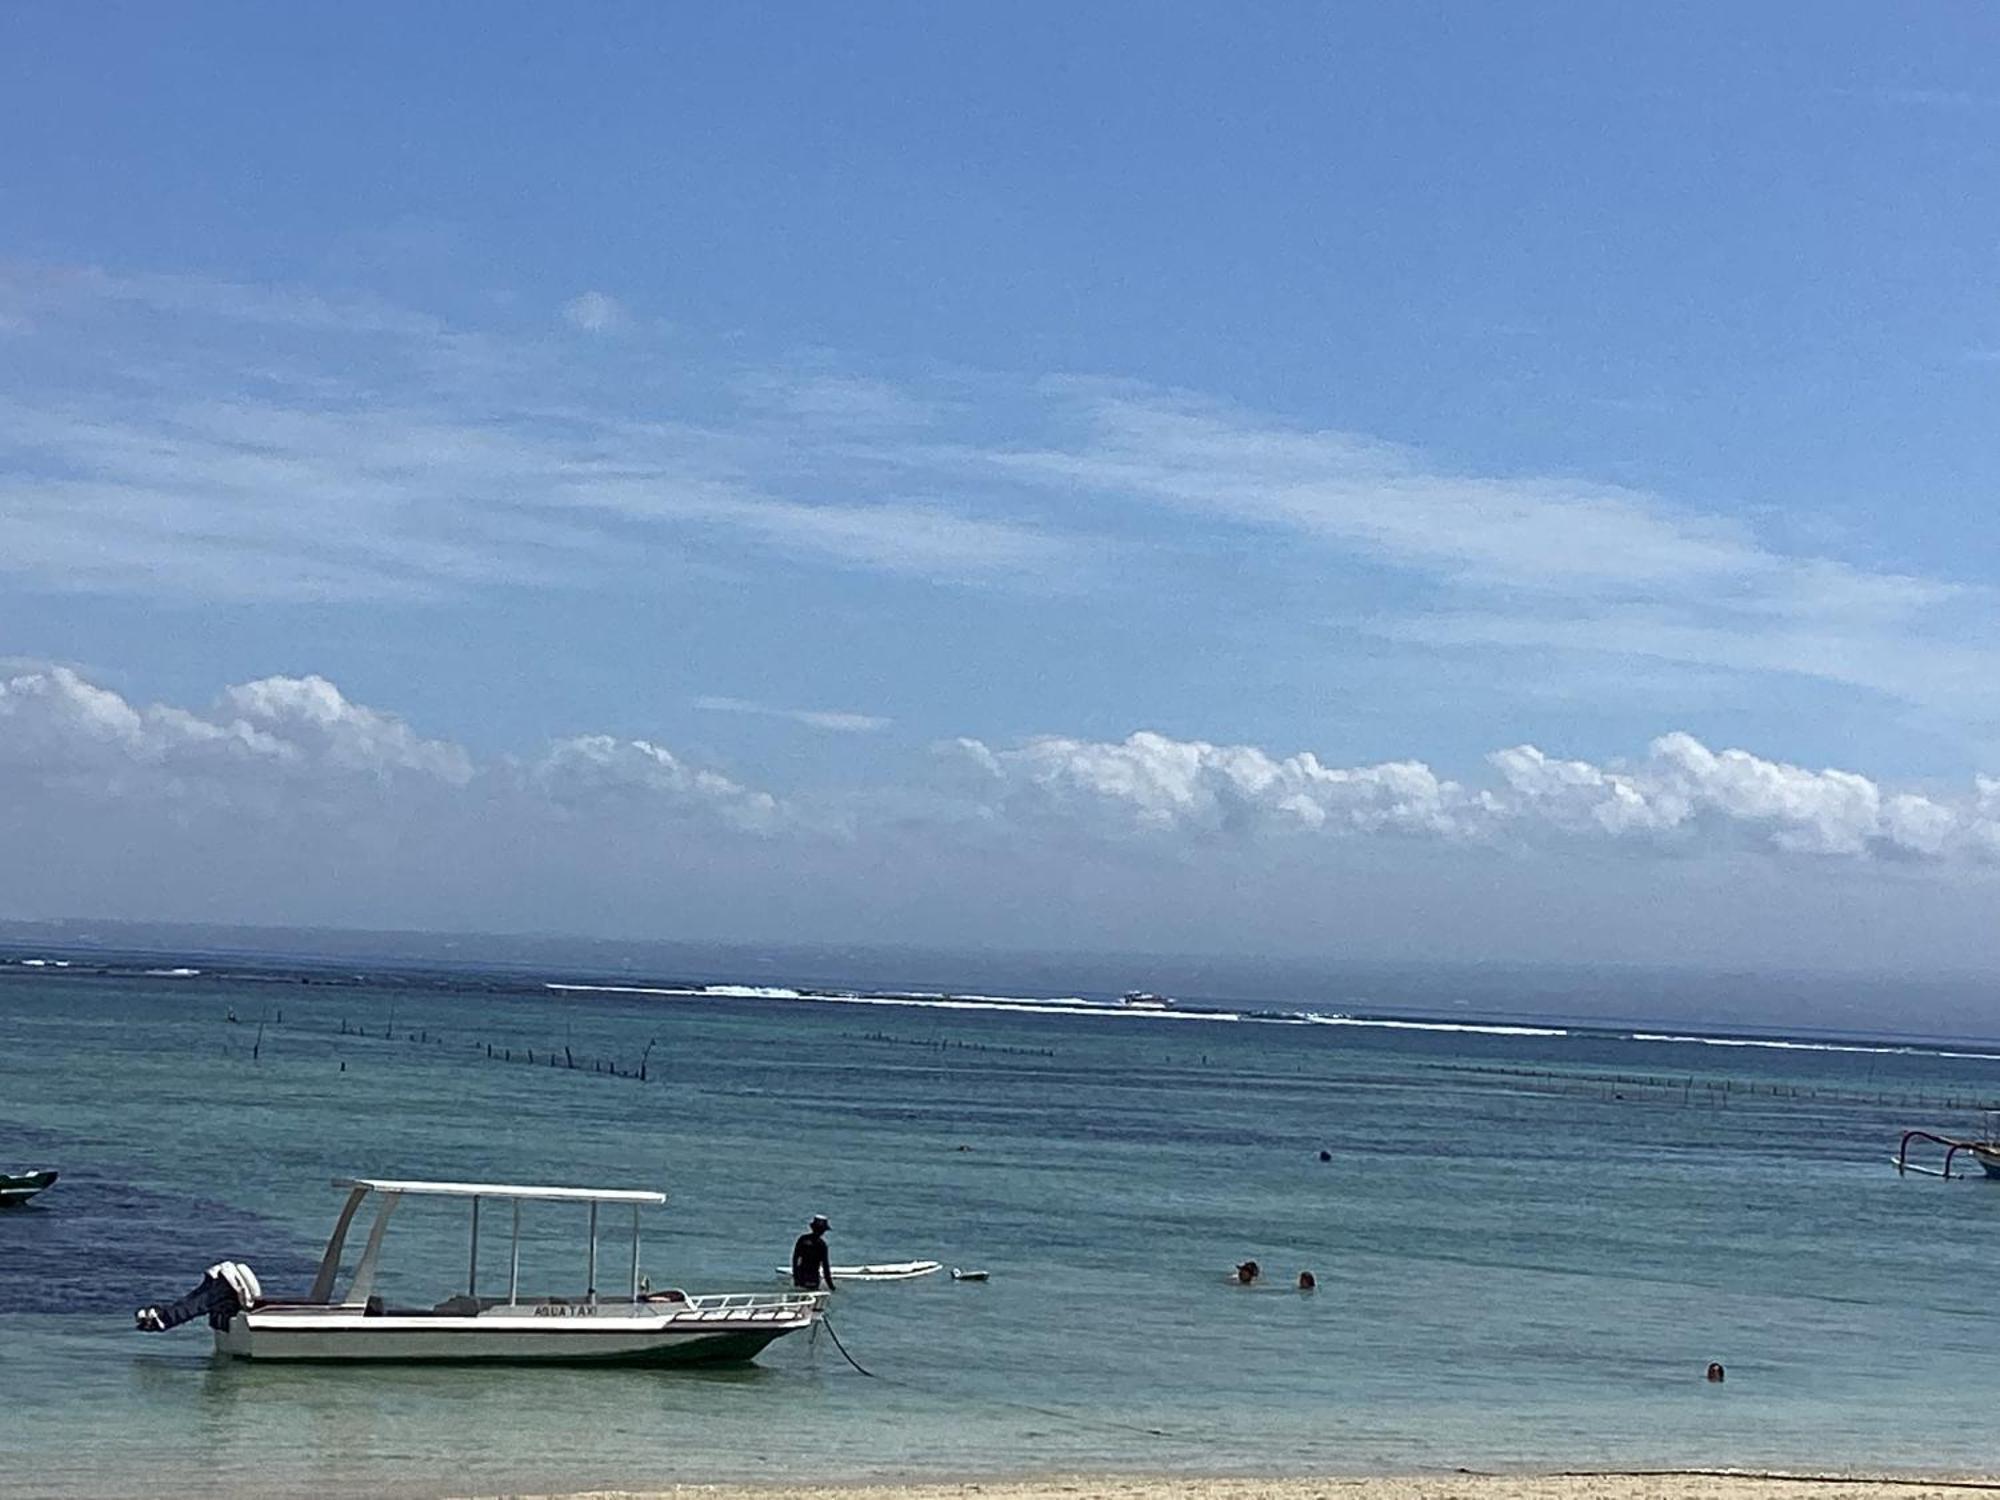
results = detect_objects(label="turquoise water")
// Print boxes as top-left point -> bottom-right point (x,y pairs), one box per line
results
5,956 -> 2000,1498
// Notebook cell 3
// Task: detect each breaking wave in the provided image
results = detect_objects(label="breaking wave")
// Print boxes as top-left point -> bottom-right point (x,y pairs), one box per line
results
545,983 -> 1243,1022
1627,1032 -> 2000,1062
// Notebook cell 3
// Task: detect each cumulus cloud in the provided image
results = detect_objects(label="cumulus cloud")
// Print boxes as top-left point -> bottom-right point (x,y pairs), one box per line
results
942,731 -> 1476,840
560,290 -> 628,334
8,664 -> 2000,876
942,726 -> 2000,865
0,665 -> 773,829
9,664 -> 2000,965
530,734 -> 781,830
7,665 -> 2000,870
219,674 -> 474,783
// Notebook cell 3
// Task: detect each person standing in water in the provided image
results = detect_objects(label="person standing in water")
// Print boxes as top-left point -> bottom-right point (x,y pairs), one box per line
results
792,1214 -> 836,1291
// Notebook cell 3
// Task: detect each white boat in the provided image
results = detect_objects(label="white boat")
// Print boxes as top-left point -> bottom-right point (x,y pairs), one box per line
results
137,1177 -> 821,1365
1120,990 -> 1173,1010
776,1259 -> 943,1282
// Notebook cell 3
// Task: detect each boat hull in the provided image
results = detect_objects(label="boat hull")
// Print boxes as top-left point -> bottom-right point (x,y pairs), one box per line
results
216,1306 -> 812,1365
0,1170 -> 57,1206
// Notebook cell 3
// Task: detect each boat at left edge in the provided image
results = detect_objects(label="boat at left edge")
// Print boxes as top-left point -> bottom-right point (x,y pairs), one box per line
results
134,1176 -> 823,1365
0,1169 -> 57,1206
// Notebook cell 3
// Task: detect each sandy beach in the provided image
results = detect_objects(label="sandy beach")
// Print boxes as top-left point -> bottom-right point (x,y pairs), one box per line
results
476,1476 -> 2000,1500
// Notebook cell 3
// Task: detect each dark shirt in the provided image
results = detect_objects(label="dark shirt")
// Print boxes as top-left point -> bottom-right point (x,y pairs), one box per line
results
791,1231 -> 832,1289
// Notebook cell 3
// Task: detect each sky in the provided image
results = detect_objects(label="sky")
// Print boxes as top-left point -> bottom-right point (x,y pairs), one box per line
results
3,5 -> 2000,973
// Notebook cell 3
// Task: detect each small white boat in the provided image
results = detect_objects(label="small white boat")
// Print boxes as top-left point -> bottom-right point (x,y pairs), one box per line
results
950,1267 -> 989,1282
1120,990 -> 1173,1010
776,1259 -> 943,1282
137,1177 -> 821,1365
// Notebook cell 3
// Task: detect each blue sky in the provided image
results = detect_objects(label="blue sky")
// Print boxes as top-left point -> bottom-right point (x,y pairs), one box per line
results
4,6 -> 2000,969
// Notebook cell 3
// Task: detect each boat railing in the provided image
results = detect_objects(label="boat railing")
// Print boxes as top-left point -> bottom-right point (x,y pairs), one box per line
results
667,1290 -> 824,1322
1896,1128 -> 1986,1180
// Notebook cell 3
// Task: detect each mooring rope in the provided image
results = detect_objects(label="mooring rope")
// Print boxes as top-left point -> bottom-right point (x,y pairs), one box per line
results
818,1309 -> 877,1379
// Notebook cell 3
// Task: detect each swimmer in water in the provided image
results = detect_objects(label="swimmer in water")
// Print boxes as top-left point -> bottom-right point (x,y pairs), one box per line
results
1234,1260 -> 1261,1285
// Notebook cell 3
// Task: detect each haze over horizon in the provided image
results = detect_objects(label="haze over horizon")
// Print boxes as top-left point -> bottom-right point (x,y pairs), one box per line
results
5,7 -> 2000,976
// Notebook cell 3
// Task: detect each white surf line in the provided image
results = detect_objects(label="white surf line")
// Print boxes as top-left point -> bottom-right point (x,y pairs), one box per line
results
544,983 -> 1244,1022
1629,1032 -> 2000,1062
1299,1013 -> 1569,1038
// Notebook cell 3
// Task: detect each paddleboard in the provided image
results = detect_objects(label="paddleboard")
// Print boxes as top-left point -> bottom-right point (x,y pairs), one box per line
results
774,1260 -> 943,1282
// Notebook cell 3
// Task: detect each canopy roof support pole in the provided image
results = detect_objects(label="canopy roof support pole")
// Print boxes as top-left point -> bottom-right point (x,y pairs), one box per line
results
508,1199 -> 521,1306
347,1192 -> 401,1306
468,1197 -> 480,1298
309,1185 -> 370,1304
629,1203 -> 641,1301
587,1202 -> 599,1305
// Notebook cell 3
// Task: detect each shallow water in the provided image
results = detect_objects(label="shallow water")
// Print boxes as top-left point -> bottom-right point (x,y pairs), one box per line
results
5,957 -> 2000,1498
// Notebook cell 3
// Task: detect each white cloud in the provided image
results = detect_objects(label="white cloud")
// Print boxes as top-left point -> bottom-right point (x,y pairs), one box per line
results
0,386 -> 1072,601
942,730 -> 1474,840
561,290 -> 627,334
944,725 -> 2000,865
976,384 -> 1763,593
693,695 -> 891,734
530,734 -> 781,830
8,665 -> 2000,968
863,381 -> 1993,724
0,666 -> 773,830
12,666 -> 1996,872
2,260 -> 1992,730
219,674 -> 475,784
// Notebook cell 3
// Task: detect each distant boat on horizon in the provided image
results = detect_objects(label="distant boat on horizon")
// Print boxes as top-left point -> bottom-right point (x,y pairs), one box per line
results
1120,990 -> 1173,1010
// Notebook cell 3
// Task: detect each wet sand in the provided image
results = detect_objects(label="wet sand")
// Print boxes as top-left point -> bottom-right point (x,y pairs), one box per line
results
480,1473 -> 2000,1500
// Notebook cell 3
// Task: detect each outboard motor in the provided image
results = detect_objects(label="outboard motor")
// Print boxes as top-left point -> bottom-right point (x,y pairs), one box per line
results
135,1262 -> 263,1332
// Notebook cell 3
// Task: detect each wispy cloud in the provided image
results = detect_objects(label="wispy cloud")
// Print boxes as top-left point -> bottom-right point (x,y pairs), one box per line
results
2,260 -> 1989,732
2,263 -> 449,337
907,381 -> 1997,724
693,695 -> 891,733
561,290 -> 628,334
0,266 -> 1079,601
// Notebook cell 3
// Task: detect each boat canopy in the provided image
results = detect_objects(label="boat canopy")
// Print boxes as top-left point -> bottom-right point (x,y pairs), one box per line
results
333,1178 -> 665,1204
312,1178 -> 666,1307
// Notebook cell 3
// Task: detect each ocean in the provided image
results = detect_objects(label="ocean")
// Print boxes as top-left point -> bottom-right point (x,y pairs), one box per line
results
4,937 -> 2000,1499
